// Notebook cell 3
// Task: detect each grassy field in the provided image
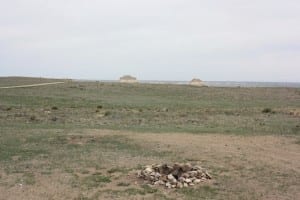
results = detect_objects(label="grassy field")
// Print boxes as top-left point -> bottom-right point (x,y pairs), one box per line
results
0,77 -> 299,199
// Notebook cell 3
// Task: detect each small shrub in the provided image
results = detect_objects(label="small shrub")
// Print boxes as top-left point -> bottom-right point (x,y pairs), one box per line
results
141,184 -> 157,194
6,107 -> 12,111
107,167 -> 128,174
80,169 -> 90,174
22,173 -> 36,185
30,115 -> 36,121
104,111 -> 111,116
262,108 -> 273,113
124,188 -> 145,195
82,174 -> 111,188
51,106 -> 58,110
97,105 -> 103,109
117,182 -> 130,187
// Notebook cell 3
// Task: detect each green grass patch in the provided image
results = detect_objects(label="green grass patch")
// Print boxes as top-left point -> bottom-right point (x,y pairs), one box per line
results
117,182 -> 130,187
179,185 -> 217,200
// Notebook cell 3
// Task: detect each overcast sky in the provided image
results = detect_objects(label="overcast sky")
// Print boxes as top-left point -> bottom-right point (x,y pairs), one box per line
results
0,0 -> 299,81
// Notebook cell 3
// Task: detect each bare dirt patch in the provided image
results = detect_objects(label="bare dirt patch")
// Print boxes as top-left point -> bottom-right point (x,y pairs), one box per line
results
129,132 -> 300,199
0,130 -> 299,200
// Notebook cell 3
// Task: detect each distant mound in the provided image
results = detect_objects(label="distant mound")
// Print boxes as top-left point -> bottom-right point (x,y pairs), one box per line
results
119,75 -> 138,83
189,78 -> 206,87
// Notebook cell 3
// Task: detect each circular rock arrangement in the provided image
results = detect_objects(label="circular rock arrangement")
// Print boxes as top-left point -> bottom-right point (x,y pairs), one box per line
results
137,163 -> 212,189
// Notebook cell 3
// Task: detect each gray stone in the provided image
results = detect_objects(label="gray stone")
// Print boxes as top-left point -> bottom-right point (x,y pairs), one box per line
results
193,179 -> 201,184
138,163 -> 211,189
177,182 -> 183,188
178,177 -> 185,183
167,174 -> 175,180
182,163 -> 192,172
185,178 -> 192,183
166,182 -> 172,189
205,172 -> 212,179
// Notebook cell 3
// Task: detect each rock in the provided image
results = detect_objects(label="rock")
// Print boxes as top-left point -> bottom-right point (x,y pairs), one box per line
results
154,180 -> 165,185
167,174 -> 177,184
167,174 -> 175,180
166,182 -> 172,189
197,172 -> 206,178
153,164 -> 161,172
188,171 -> 198,177
172,169 -> 183,178
173,163 -> 181,170
185,178 -> 192,183
138,163 -> 211,189
197,170 -> 204,177
177,182 -> 183,188
160,164 -> 173,174
178,177 -> 185,183
160,175 -> 168,182
193,179 -> 201,184
145,167 -> 153,173
137,171 -> 142,177
170,178 -> 177,184
193,165 -> 203,171
154,172 -> 161,178
190,177 -> 196,181
150,172 -> 156,176
181,173 -> 189,178
182,163 -> 192,172
205,172 -> 212,179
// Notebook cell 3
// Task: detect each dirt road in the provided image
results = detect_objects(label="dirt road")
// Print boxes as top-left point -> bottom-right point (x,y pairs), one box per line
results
0,82 -> 64,89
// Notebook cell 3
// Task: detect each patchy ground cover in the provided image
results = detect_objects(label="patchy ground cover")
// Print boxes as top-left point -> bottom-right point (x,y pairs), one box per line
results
0,77 -> 299,199
0,130 -> 299,199
0,77 -> 299,135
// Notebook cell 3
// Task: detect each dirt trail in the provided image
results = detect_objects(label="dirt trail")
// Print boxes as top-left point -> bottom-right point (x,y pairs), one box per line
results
0,82 -> 64,89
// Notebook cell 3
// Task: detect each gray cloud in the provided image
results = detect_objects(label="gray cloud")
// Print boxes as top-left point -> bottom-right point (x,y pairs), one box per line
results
1,0 -> 300,81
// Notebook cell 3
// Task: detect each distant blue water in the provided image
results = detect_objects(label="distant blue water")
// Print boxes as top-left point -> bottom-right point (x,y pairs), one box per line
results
123,80 -> 300,88
203,81 -> 300,88
75,79 -> 300,88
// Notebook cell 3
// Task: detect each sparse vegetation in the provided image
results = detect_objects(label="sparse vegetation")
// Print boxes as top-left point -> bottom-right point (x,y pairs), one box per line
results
82,174 -> 111,188
104,110 -> 111,116
179,186 -> 217,200
117,182 -> 130,187
262,108 -> 275,114
22,172 -> 36,185
30,115 -> 36,121
107,167 -> 129,174
0,78 -> 298,135
0,77 -> 299,199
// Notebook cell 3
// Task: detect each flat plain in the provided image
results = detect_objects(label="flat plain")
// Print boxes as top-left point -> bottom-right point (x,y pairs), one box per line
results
0,77 -> 299,200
